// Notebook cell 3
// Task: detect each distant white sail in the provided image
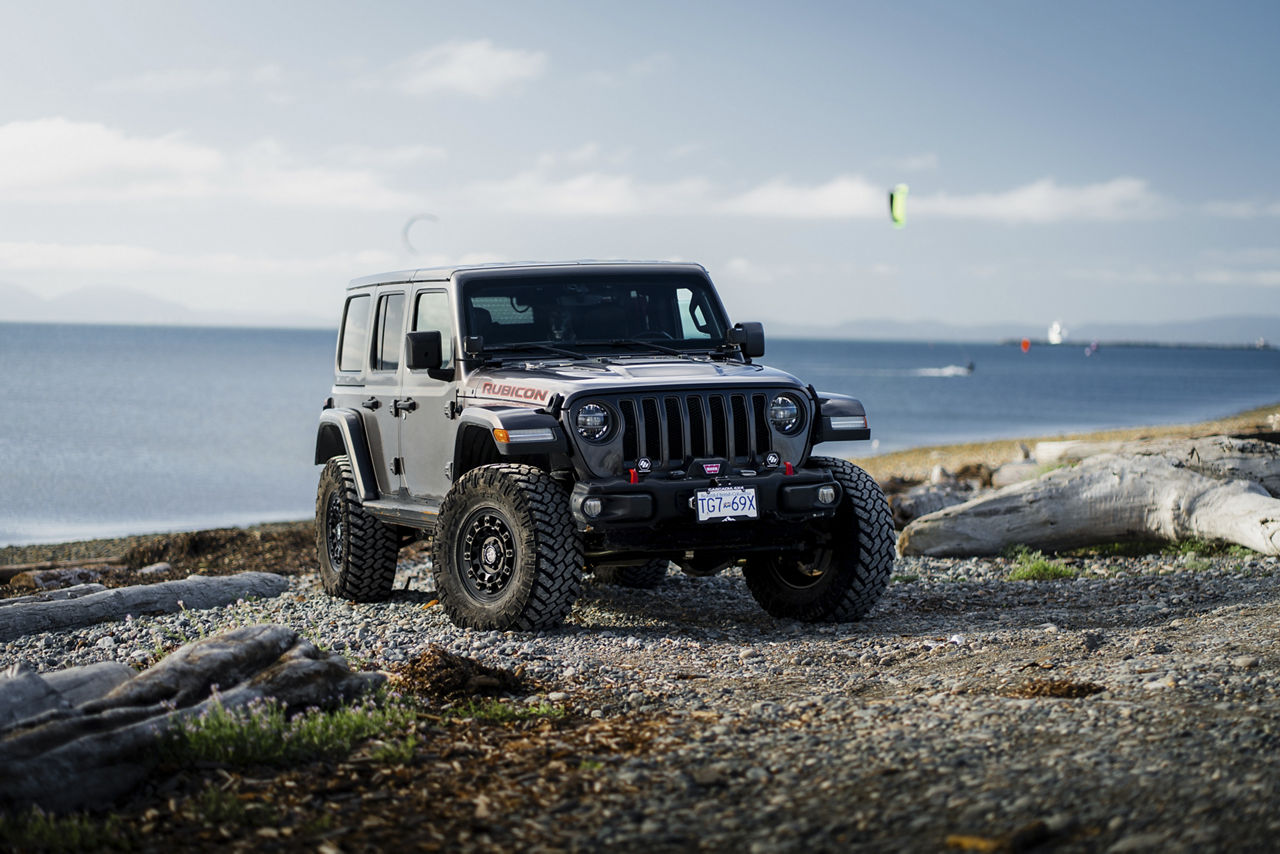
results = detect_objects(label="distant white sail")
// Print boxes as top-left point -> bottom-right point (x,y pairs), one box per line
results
1048,320 -> 1067,345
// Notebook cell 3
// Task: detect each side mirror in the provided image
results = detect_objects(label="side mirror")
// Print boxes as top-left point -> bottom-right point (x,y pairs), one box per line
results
727,322 -> 765,358
404,330 -> 443,370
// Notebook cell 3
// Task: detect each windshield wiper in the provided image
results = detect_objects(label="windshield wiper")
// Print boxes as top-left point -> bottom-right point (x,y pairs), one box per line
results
482,341 -> 610,364
588,338 -> 714,361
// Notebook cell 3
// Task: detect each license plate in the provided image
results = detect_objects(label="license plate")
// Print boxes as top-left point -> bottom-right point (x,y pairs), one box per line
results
695,486 -> 758,522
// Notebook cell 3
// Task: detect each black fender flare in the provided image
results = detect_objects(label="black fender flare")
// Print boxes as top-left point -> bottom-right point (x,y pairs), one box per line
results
810,391 -> 871,444
315,409 -> 380,502
455,405 -> 568,456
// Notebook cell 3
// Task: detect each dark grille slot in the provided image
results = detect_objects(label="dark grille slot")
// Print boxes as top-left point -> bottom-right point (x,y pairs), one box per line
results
641,398 -> 662,461
620,400 -> 639,463
688,396 -> 707,458
730,395 -> 749,459
664,397 -> 685,464
709,395 -> 728,458
752,394 -> 770,456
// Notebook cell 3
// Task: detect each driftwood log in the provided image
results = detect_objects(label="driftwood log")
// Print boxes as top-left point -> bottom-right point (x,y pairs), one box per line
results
0,624 -> 383,812
0,572 -> 289,642
899,436 -> 1280,557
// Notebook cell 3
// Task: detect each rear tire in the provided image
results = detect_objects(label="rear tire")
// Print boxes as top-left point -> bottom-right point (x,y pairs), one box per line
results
591,559 -> 670,589
743,457 -> 894,621
316,455 -> 399,602
432,464 -> 583,631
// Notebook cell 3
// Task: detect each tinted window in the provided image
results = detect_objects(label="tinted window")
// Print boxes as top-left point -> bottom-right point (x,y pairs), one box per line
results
461,274 -> 727,348
413,291 -> 453,369
338,294 -> 371,372
373,293 -> 405,372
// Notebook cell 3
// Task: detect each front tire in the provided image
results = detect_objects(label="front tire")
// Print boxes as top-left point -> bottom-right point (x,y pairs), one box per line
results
743,457 -> 894,621
316,455 -> 399,602
432,464 -> 583,631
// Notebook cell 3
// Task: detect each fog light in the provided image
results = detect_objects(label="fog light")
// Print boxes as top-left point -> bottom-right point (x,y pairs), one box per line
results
583,497 -> 604,518
817,485 -> 837,505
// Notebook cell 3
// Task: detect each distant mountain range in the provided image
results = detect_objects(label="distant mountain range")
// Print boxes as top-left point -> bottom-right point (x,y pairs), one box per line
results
765,316 -> 1280,347
2,281 -> 1277,345
0,281 -> 331,329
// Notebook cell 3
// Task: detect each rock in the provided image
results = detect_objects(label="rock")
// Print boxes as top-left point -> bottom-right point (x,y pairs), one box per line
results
8,567 -> 102,592
0,572 -> 291,642
891,482 -> 975,528
1231,655 -> 1260,669
0,624 -> 382,812
991,461 -> 1043,488
136,562 -> 172,576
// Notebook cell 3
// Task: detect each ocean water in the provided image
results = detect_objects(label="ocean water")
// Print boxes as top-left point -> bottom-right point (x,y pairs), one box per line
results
2,322 -> 1278,545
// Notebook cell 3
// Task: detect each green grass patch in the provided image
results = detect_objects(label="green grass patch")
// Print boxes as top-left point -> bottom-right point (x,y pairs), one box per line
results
891,573 -> 920,584
1004,545 -> 1078,581
447,698 -> 566,723
0,809 -> 132,853
1162,539 -> 1252,558
160,694 -> 416,768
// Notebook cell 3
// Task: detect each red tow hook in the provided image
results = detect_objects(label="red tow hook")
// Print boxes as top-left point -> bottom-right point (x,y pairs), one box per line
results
784,462 -> 795,475
629,468 -> 639,484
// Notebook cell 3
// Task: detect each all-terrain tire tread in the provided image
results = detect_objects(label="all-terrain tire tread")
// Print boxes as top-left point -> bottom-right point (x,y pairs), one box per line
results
431,463 -> 582,631
316,456 -> 399,603
743,456 -> 895,622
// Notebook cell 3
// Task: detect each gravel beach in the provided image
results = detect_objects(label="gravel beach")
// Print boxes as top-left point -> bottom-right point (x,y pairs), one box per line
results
3,547 -> 1278,852
4,405 -> 1279,851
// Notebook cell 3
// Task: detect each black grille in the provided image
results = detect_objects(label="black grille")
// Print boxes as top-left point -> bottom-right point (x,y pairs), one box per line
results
614,390 -> 777,470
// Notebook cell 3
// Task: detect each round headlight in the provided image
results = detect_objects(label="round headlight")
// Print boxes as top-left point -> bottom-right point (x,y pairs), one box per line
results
768,394 -> 803,435
575,402 -> 612,442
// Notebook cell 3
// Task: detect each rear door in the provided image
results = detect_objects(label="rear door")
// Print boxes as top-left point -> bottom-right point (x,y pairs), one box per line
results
399,288 -> 459,504
366,290 -> 407,495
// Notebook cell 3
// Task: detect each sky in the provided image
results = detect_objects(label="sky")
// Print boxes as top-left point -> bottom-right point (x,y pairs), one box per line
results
1,0 -> 1278,334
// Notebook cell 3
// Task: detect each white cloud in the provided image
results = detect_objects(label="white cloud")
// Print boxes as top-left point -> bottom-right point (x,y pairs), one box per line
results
396,40 -> 546,98
915,177 -> 1169,223
720,175 -> 885,218
330,143 -> 447,168
587,53 -> 672,86
460,167 -> 1174,225
1195,269 -> 1280,287
0,119 -> 420,210
467,170 -> 712,215
0,241 -> 400,276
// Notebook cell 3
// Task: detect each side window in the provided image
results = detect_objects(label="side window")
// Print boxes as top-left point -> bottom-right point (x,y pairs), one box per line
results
338,294 -> 371,372
413,291 -> 454,370
373,293 -> 405,372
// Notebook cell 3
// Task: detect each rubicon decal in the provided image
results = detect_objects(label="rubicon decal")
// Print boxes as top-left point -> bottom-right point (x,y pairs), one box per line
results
479,382 -> 550,403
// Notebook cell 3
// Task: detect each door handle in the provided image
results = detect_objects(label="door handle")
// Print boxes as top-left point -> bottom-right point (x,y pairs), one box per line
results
392,398 -> 418,416
361,397 -> 381,411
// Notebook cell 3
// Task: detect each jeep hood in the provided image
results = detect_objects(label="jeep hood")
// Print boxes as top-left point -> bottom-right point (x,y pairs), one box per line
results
460,358 -> 804,406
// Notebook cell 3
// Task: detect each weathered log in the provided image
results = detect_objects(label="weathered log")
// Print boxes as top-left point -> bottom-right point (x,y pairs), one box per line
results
899,437 -> 1280,557
0,556 -> 125,583
0,583 -> 108,608
0,624 -> 382,812
0,572 -> 289,642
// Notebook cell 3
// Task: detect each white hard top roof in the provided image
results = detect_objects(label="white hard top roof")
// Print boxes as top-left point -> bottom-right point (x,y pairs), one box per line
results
347,259 -> 708,290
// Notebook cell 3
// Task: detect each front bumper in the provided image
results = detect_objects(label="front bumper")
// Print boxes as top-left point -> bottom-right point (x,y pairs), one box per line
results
569,467 -> 840,556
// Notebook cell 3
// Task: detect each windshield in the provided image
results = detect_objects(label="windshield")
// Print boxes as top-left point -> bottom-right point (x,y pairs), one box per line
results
461,273 -> 729,352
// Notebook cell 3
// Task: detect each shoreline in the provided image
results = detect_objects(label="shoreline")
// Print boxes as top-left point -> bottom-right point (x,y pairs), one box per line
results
3,401 -> 1277,567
